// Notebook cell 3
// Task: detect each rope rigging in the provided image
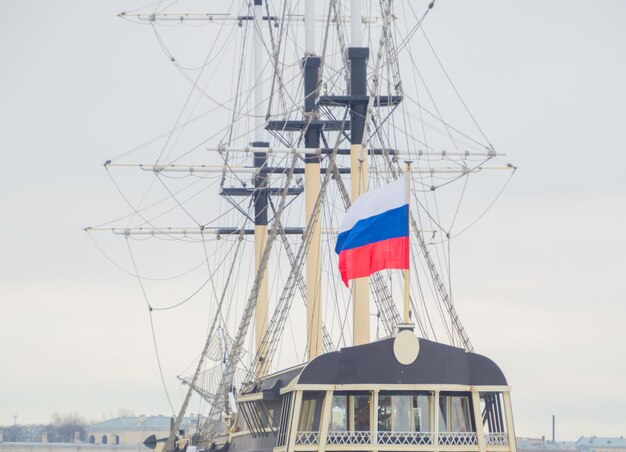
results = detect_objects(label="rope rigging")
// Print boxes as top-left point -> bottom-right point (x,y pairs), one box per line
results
88,3 -> 522,448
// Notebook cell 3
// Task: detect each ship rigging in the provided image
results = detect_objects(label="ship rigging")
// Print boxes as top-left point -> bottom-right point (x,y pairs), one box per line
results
87,1 -> 518,452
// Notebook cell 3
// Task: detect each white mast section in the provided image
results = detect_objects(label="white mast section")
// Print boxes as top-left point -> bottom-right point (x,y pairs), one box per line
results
305,0 -> 315,55
351,0 -> 362,46
253,1 -> 264,141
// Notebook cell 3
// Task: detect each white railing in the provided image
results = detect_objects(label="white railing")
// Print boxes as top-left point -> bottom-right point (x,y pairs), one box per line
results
378,431 -> 434,445
438,432 -> 478,446
294,430 -> 491,447
485,433 -> 509,446
326,431 -> 372,445
295,431 -> 319,445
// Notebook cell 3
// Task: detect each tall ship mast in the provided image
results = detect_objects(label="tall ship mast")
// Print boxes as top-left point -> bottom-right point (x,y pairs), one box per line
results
88,1 -> 519,452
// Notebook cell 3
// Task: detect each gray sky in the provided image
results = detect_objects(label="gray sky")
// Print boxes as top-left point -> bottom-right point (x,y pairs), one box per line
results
1,0 -> 625,440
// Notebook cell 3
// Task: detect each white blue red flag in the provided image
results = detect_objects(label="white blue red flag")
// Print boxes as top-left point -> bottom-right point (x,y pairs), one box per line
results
335,176 -> 409,286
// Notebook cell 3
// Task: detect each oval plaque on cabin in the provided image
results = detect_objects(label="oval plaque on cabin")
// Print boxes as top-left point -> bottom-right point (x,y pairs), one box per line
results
393,330 -> 420,365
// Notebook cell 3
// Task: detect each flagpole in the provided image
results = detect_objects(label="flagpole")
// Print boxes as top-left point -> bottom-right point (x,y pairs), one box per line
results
403,162 -> 412,323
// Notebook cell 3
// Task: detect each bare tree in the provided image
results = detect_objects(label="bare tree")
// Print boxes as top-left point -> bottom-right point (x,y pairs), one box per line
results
49,412 -> 87,442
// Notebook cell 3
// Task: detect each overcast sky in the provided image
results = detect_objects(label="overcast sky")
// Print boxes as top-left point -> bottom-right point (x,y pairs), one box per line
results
1,0 -> 625,440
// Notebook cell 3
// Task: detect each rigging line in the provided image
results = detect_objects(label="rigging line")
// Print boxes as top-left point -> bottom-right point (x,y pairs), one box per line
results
370,145 -> 428,340
136,177 -> 226,232
227,10 -> 250,145
124,235 -> 176,414
418,172 -> 464,295
150,239 -> 238,311
421,27 -> 494,150
164,233 -> 245,452
426,191 -> 452,325
202,148 -> 300,437
99,171 -> 219,237
107,104 -> 227,163
151,0 -> 166,15
446,233 -> 455,346
268,198 -> 335,353
406,158 -> 493,237
396,100 -> 439,341
402,96 -> 491,151
263,0 -> 288,120
105,166 -> 167,233
150,8 -> 231,165
162,22 -> 294,134
322,198 -> 346,349
375,123 -> 456,345
154,173 -> 201,225
244,110 -> 351,383
410,241 -> 438,341
387,0 -> 434,62
200,230 -> 228,328
120,0 -> 163,15
411,189 -> 448,235
271,4 -> 311,121
433,167 -> 517,243
403,41 -> 459,152
448,171 -> 471,234
127,171 -> 160,229
154,0 -> 181,15
85,230 -> 208,281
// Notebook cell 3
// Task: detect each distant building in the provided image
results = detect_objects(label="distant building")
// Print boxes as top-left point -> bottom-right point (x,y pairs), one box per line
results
575,437 -> 626,452
517,437 -> 579,452
85,415 -> 198,451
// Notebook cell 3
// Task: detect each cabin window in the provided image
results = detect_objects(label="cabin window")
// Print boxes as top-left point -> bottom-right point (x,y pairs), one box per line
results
480,392 -> 506,434
330,395 -> 347,431
298,391 -> 325,431
353,395 -> 370,430
329,393 -> 371,432
414,395 -> 431,431
379,393 -> 431,432
276,392 -> 293,446
439,395 -> 472,432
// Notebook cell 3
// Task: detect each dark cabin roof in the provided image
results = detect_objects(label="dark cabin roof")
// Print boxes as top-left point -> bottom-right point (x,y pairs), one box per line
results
296,337 -> 507,386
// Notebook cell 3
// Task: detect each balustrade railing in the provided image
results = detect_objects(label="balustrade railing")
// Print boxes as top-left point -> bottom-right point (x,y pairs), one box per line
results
326,431 -> 372,445
378,431 -> 433,445
438,432 -> 478,446
295,431 -> 319,445
294,431 -> 490,447
485,433 -> 509,446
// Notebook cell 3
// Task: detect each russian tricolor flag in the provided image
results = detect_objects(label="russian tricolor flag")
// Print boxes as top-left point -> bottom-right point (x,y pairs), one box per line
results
335,176 -> 409,286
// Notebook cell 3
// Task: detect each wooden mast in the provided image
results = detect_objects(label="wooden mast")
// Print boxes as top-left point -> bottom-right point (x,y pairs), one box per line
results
303,0 -> 323,360
252,0 -> 270,376
349,0 -> 370,346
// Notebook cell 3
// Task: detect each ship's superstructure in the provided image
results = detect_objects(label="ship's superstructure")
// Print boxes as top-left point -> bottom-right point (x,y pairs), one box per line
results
228,335 -> 515,452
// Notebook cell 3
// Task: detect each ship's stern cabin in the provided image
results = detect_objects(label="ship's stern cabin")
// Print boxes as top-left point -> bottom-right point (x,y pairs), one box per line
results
230,333 -> 516,452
